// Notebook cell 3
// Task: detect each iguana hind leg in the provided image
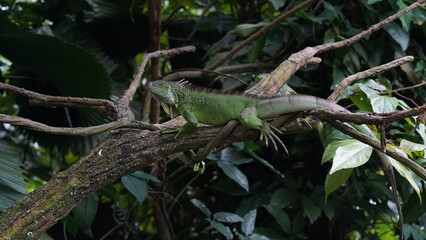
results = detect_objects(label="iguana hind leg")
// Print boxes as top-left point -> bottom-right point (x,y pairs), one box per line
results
240,107 -> 288,153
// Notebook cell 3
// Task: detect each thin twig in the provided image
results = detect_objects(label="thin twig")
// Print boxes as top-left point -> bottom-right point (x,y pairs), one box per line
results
249,1 -> 425,96
310,106 -> 426,126
206,0 -> 317,70
387,81 -> 426,93
0,82 -> 117,118
118,46 -> 196,108
0,114 -> 160,135
328,56 -> 415,102
314,0 -> 426,53
162,68 -> 249,85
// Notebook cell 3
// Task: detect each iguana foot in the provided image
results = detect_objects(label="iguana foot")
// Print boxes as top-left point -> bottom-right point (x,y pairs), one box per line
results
163,126 -> 186,138
259,122 -> 288,154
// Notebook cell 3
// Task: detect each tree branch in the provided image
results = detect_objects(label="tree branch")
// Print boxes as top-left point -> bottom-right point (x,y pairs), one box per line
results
0,113 -> 161,135
118,46 -> 196,110
328,56 -> 415,102
326,120 -> 426,180
0,126 -> 258,239
205,0 -> 318,70
0,82 -> 117,118
247,0 -> 425,96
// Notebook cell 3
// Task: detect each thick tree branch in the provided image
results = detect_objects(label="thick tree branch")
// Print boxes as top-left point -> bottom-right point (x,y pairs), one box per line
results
0,126 -> 258,239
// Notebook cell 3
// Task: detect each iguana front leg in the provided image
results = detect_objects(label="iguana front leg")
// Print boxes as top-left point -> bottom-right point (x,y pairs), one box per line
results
165,109 -> 198,138
240,107 -> 288,153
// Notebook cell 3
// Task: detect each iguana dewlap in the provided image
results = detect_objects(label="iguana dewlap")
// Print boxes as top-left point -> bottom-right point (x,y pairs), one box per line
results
148,80 -> 347,149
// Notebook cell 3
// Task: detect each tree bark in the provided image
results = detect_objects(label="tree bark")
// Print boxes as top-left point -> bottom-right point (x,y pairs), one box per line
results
0,126 -> 258,239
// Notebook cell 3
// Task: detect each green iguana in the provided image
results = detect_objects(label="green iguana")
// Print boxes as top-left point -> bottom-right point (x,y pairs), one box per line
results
148,79 -> 403,234
148,80 -> 347,150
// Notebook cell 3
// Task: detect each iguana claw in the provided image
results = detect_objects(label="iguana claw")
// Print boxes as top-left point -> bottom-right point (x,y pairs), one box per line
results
260,122 -> 288,154
163,126 -> 185,139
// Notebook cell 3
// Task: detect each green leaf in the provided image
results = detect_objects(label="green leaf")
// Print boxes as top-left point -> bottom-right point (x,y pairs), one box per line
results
324,29 -> 336,44
302,196 -> 321,223
369,94 -> 399,113
121,175 -> 148,203
329,139 -> 373,174
217,160 -> 249,191
208,219 -> 233,240
245,148 -> 285,180
241,209 -> 257,236
0,13 -> 110,99
230,22 -> 268,37
322,140 -> 354,164
402,190 -> 426,222
131,171 -> 161,183
384,21 -> 409,51
0,140 -> 27,210
38,233 -> 54,240
264,205 -> 291,233
190,199 -> 211,217
194,12 -> 237,33
367,0 -> 383,4
325,168 -> 353,199
397,0 -> 413,31
387,145 -> 421,200
221,147 -> 253,165
246,233 -> 271,240
399,139 -> 426,152
415,60 -> 426,72
269,188 -> 298,208
269,0 -> 285,10
248,36 -> 266,63
72,194 -> 99,230
214,212 -> 244,223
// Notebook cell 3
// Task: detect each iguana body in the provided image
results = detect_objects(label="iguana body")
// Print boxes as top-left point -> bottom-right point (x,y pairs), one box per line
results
148,80 -> 347,149
148,80 -> 402,231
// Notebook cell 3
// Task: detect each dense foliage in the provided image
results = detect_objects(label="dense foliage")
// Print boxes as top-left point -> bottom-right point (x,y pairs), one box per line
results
0,0 -> 426,239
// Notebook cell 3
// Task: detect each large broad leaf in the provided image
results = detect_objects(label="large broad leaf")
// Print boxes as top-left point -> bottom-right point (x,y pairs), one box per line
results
241,209 -> 257,236
0,140 -> 27,210
190,198 -> 211,217
329,139 -> 373,174
0,13 -> 110,99
369,94 -> 399,113
72,193 -> 99,234
387,145 -> 422,200
302,196 -> 322,223
121,175 -> 148,203
384,21 -> 409,51
325,168 -> 353,200
264,205 -> 291,234
208,219 -> 233,240
217,160 -> 249,191
214,212 -> 244,223
0,13 -> 111,152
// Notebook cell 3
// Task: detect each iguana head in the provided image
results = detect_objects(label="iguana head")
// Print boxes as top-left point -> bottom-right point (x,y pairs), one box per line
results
149,80 -> 180,117
148,80 -> 176,105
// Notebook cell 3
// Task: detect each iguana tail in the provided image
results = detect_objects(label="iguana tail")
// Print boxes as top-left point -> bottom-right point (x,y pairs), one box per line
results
257,95 -> 347,118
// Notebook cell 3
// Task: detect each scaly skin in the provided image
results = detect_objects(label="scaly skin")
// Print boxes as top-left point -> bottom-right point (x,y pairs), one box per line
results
148,80 -> 346,150
148,80 -> 402,230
